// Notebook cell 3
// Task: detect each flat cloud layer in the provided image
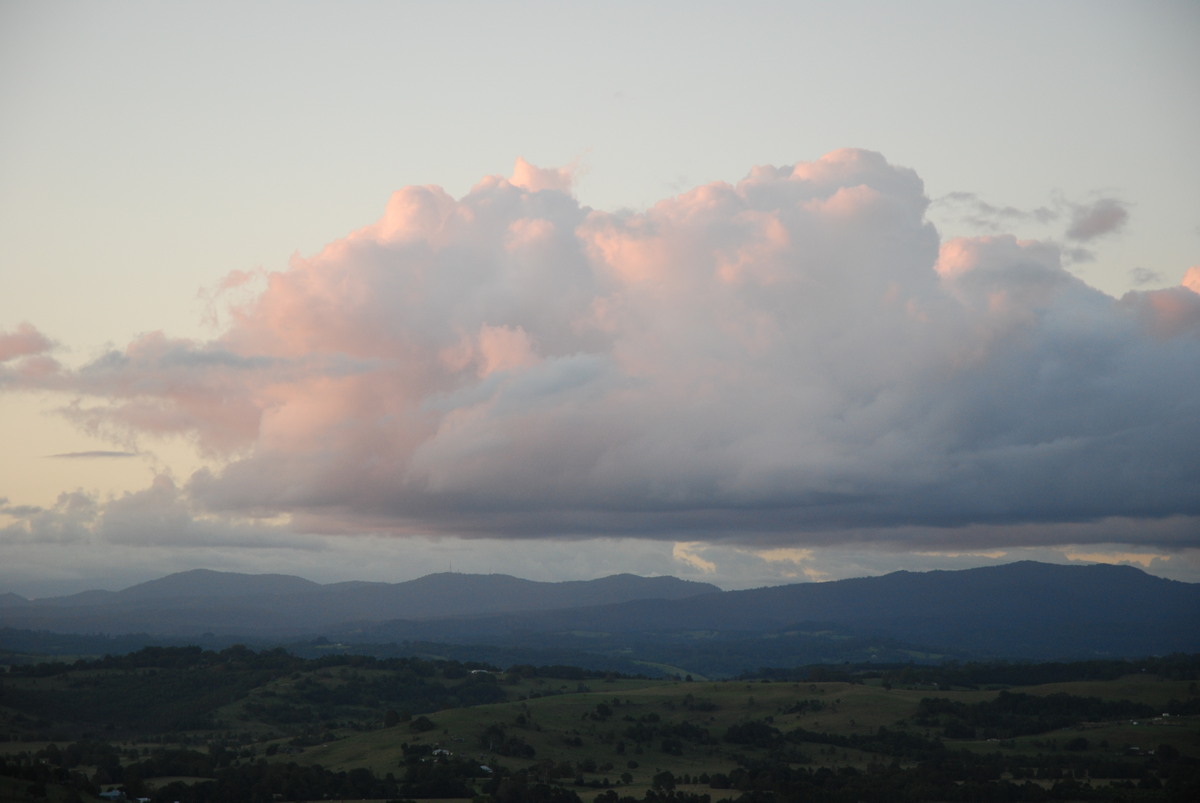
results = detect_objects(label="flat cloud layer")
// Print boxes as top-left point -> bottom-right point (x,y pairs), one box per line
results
3,150 -> 1198,549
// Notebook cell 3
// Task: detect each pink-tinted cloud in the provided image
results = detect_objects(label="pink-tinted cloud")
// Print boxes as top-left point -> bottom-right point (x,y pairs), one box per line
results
1183,266 -> 1200,295
0,323 -> 61,384
0,322 -> 53,362
509,156 -> 575,193
1119,285 -> 1200,339
5,153 -> 1199,549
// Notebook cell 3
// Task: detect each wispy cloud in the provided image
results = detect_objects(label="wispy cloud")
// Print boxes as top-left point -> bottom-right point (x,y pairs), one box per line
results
1129,267 -> 1163,286
47,450 -> 138,459
934,191 -> 1058,231
932,191 -> 1131,259
1065,197 -> 1129,242
672,542 -> 717,574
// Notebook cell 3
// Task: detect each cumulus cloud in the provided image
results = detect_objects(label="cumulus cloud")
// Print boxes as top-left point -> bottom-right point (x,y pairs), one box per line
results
4,151 -> 1198,553
1183,266 -> 1200,295
0,490 -> 98,545
0,477 -> 323,552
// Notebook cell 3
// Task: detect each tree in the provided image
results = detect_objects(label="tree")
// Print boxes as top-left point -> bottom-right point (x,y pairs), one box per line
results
651,770 -> 676,791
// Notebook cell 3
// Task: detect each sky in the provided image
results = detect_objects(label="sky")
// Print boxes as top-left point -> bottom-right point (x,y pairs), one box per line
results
1,0 -> 1198,597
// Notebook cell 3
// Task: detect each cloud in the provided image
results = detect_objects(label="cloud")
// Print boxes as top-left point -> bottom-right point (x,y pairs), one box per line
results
750,548 -> 829,581
0,476 -> 325,552
0,322 -> 59,382
4,151 -> 1199,555
672,542 -> 717,574
1130,267 -> 1163,286
1118,268 -> 1200,338
1060,549 -> 1166,570
933,192 -> 1057,232
0,491 -> 98,545
509,156 -> 576,193
1184,266 -> 1200,295
2,478 -> 1198,596
932,192 -> 1130,258
48,451 -> 138,459
1065,197 -> 1129,242
0,323 -> 53,362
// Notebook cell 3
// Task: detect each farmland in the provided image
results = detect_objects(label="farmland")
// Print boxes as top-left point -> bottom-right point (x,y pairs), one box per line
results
1,648 -> 1198,801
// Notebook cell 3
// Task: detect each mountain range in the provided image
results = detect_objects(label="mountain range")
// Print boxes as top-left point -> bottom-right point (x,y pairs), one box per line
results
0,570 -> 717,637
3,562 -> 1198,675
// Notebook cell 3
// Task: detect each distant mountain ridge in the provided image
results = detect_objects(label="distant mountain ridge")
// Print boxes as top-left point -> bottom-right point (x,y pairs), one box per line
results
2,562 -> 1197,672
121,569 -> 323,600
0,570 -> 720,637
382,560 -> 1198,659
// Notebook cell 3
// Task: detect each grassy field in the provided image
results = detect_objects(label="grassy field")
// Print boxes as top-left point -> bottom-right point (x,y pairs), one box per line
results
286,674 -> 1200,794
